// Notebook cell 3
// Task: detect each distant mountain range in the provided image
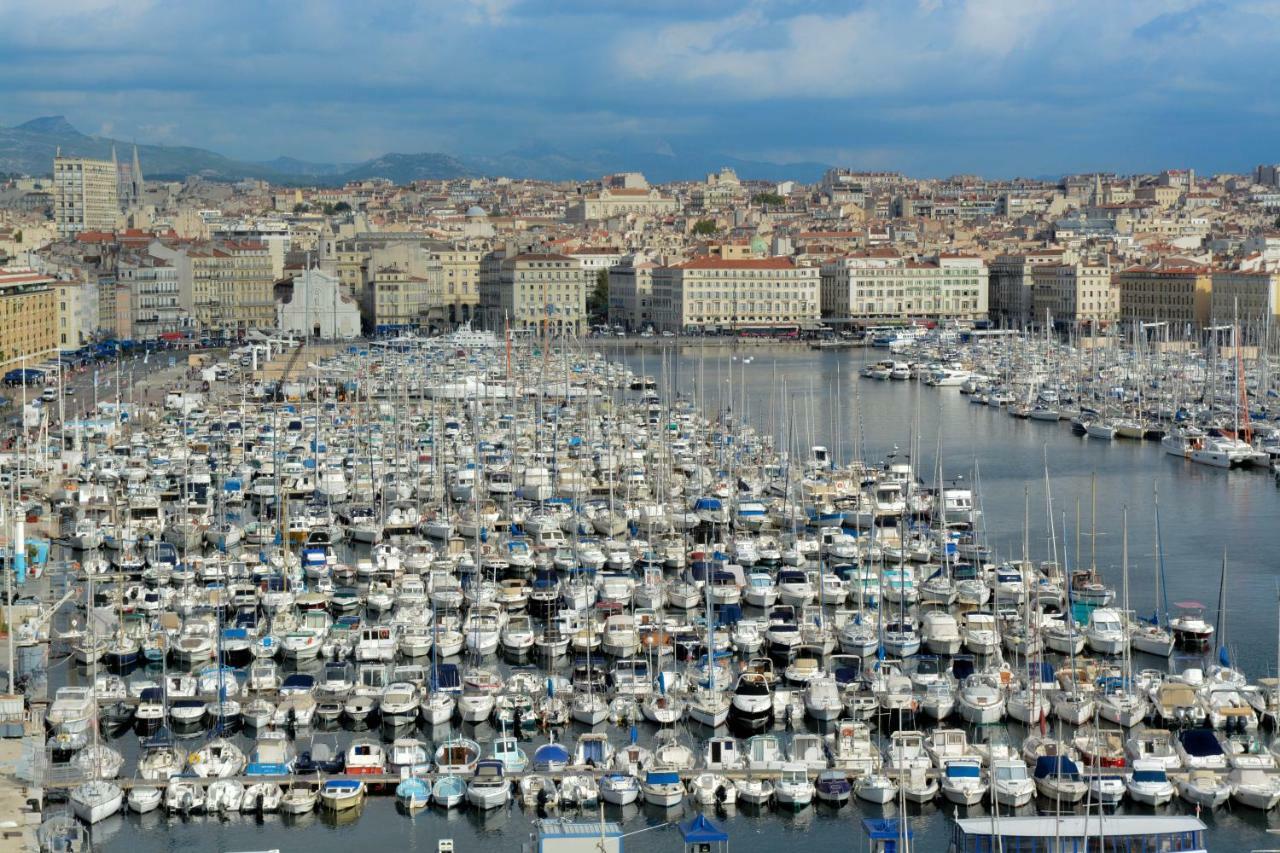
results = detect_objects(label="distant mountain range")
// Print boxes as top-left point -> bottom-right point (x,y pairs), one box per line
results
0,116 -> 831,186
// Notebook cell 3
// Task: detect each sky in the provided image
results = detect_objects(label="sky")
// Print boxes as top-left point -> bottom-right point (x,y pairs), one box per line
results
2,0 -> 1279,177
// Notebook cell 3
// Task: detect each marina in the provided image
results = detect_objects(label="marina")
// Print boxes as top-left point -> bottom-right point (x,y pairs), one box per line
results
5,329 -> 1280,852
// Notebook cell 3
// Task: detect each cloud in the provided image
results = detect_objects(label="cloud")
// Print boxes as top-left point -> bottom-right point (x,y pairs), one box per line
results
460,0 -> 519,25
0,0 -> 1279,176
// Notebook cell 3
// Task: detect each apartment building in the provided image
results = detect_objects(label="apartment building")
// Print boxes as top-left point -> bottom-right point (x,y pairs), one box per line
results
819,253 -> 987,320
988,250 -> 1070,327
117,254 -> 185,341
364,266 -> 437,333
1115,261 -> 1212,327
607,257 -> 658,331
149,239 -> 275,339
53,156 -> 120,237
0,268 -> 58,368
1211,269 -> 1280,323
1031,260 -> 1117,327
480,252 -> 590,336
425,246 -> 483,325
53,279 -> 99,348
333,247 -> 370,294
653,257 -> 820,333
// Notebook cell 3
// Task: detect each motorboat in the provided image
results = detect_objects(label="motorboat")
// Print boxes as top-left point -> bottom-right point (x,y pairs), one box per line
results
640,769 -> 685,807
207,779 -> 246,813
127,785 -> 163,814
814,769 -> 851,804
435,738 -> 481,775
1229,763 -> 1280,810
941,759 -> 987,806
466,760 -> 511,810
280,783 -> 318,815
921,610 -> 962,655
773,763 -> 813,809
319,779 -> 365,811
344,739 -> 387,775
599,773 -> 640,806
1126,759 -> 1176,806
854,773 -> 898,804
729,671 -> 773,729
1169,602 -> 1215,649
1177,769 -> 1230,809
1175,728 -> 1227,770
688,772 -> 737,806
1032,755 -> 1087,803
242,782 -> 284,813
165,779 -> 205,814
1084,608 -> 1127,655
990,758 -> 1035,808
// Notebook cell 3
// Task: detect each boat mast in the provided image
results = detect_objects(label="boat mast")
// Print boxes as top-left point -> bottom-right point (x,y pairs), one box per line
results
1152,482 -> 1167,628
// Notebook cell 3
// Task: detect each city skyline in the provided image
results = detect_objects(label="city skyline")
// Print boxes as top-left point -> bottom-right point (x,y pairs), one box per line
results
3,0 -> 1279,178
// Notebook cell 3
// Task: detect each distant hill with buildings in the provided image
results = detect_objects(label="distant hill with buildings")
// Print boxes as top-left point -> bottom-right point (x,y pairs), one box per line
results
0,116 -> 831,184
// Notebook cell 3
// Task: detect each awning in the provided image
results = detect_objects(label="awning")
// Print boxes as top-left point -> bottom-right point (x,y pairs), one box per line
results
680,814 -> 727,843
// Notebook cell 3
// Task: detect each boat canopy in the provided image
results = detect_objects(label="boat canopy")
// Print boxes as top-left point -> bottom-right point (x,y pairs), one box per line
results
1177,729 -> 1223,757
946,762 -> 982,778
1033,755 -> 1081,779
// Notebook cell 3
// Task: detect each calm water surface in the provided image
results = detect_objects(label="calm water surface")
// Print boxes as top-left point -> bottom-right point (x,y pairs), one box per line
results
88,344 -> 1278,852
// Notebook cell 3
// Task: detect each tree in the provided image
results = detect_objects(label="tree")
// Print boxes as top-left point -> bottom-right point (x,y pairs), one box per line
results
691,219 -> 719,236
588,269 -> 609,322
752,191 -> 785,207
322,202 -> 336,216
292,203 -> 310,214
334,201 -> 352,213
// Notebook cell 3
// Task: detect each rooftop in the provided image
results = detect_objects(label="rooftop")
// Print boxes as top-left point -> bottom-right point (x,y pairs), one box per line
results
674,256 -> 796,270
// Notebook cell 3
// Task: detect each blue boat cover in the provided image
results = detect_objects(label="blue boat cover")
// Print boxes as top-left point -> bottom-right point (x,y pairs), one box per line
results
1178,729 -> 1224,757
533,743 -> 570,768
946,763 -> 981,778
1034,755 -> 1081,778
1028,661 -> 1055,682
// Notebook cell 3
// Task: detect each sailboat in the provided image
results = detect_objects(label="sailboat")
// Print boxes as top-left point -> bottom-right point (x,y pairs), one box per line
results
687,589 -> 731,727
1097,510 -> 1148,727
1129,485 -> 1174,657
71,571 -> 124,824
